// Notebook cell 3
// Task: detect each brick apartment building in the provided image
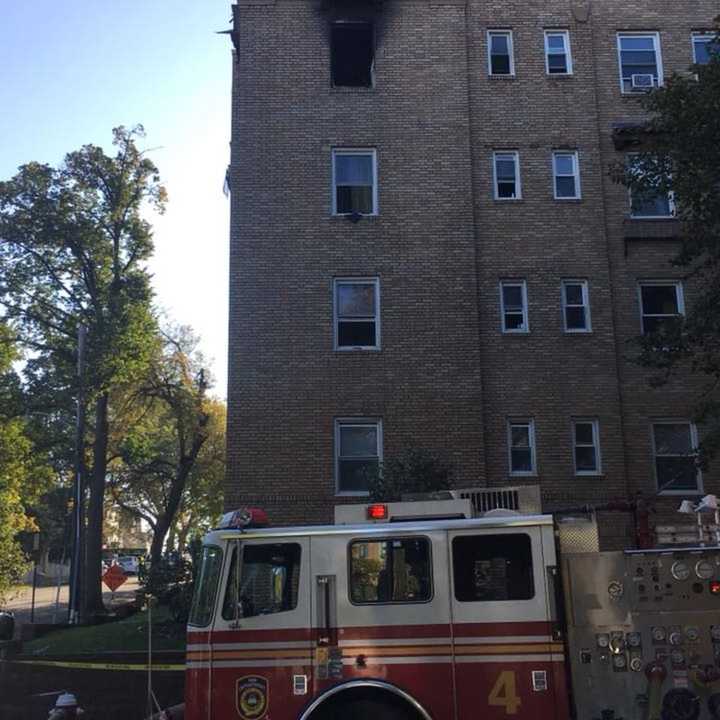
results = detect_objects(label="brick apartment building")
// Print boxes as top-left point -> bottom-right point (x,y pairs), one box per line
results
224,0 -> 719,548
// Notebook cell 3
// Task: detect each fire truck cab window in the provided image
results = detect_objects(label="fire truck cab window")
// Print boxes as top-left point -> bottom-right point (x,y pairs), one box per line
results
452,533 -> 534,602
349,537 -> 432,604
222,543 -> 301,620
188,545 -> 223,627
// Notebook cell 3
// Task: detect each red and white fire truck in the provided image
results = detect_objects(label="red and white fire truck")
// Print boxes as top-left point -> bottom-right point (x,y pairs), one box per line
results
184,487 -> 720,720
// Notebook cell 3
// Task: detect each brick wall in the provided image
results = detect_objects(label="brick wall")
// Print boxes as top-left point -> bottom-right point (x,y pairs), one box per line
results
226,0 -> 718,548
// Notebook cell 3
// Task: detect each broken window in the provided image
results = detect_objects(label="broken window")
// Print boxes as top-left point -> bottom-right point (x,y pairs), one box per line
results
331,21 -> 374,87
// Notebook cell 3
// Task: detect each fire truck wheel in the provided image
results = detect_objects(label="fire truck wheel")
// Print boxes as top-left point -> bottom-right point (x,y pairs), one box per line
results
307,686 -> 424,720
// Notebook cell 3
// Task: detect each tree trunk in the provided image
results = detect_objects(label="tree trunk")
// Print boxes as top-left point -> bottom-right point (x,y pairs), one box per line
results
83,392 -> 109,618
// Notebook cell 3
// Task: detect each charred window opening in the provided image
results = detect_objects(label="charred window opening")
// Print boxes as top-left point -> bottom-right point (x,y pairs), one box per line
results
331,22 -> 374,87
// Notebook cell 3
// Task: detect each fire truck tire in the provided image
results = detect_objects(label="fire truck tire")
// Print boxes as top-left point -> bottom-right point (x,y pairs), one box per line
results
303,685 -> 426,720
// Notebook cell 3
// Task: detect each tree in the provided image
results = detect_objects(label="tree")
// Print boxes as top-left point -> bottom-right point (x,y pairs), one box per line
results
0,324 -> 50,603
611,27 -> 720,465
109,326 -> 222,565
368,448 -> 455,502
0,126 -> 166,615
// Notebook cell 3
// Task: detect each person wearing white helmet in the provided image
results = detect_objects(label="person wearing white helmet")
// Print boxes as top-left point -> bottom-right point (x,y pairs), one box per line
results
48,692 -> 84,719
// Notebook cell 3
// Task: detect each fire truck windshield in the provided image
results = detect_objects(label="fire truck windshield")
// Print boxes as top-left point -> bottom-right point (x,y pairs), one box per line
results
188,545 -> 223,627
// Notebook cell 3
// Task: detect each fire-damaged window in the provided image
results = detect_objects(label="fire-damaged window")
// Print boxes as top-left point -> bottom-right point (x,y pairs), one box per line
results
349,537 -> 432,604
452,533 -> 534,602
222,542 -> 301,620
331,21 -> 374,87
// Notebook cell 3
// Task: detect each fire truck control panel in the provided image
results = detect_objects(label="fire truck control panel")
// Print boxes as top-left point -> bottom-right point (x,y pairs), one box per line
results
564,548 -> 720,720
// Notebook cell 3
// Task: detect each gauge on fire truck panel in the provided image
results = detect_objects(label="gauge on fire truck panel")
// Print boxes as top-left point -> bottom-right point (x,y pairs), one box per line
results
696,560 -> 715,580
612,654 -> 627,670
610,634 -> 626,654
710,626 -> 720,641
671,650 -> 685,665
630,656 -> 643,672
597,634 -> 610,648
672,561 -> 691,581
627,632 -> 642,647
652,627 -> 667,643
685,627 -> 699,642
669,631 -> 683,646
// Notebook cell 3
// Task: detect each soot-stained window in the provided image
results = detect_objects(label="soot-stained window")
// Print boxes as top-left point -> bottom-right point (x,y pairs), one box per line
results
331,22 -> 374,87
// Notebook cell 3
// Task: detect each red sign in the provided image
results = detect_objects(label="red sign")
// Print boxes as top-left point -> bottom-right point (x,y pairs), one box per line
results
102,564 -> 127,592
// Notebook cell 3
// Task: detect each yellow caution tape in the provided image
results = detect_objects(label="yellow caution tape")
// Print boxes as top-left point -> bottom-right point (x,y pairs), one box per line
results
7,659 -> 185,672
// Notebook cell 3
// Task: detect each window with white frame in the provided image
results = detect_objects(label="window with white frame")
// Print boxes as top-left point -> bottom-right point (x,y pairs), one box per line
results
652,421 -> 701,493
617,33 -> 662,93
493,152 -> 520,200
488,31 -> 514,76
334,278 -> 380,350
553,151 -> 580,199
508,419 -> 536,475
638,282 -> 684,334
573,420 -> 601,475
332,149 -> 377,215
335,419 -> 382,494
692,33 -> 719,65
545,30 -> 572,74
627,155 -> 674,218
561,280 -> 591,332
500,280 -> 529,333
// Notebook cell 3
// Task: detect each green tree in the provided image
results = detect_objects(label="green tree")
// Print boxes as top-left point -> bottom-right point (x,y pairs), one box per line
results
368,448 -> 455,502
109,326 -> 222,565
611,27 -> 720,465
0,325 -> 50,603
0,126 -> 165,615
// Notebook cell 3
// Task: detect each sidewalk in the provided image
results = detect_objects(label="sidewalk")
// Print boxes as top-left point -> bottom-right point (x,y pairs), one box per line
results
3,578 -> 139,626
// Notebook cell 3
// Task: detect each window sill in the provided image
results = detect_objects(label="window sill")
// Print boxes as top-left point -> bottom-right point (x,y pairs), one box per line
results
330,86 -> 376,94
330,214 -> 378,221
335,347 -> 381,352
509,473 -> 538,478
563,329 -> 593,334
488,74 -> 516,80
336,491 -> 371,497
575,472 -> 604,478
554,197 -> 582,202
502,330 -> 530,335
657,489 -> 703,497
546,73 -> 574,79
493,198 -> 523,203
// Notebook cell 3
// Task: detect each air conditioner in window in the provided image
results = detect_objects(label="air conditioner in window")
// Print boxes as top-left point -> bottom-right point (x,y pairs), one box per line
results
630,73 -> 655,90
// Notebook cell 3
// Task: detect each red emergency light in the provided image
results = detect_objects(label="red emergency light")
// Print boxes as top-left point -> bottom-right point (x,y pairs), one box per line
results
218,507 -> 269,530
710,581 -> 720,596
367,504 -> 388,520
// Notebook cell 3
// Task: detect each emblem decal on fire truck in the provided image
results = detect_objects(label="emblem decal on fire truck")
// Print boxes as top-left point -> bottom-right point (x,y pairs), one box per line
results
236,676 -> 268,720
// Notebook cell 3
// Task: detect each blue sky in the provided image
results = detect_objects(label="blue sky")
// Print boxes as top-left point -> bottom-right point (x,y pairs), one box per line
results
0,1 -> 232,397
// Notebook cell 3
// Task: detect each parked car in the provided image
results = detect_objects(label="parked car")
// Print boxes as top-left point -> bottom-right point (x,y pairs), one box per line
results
116,556 -> 139,575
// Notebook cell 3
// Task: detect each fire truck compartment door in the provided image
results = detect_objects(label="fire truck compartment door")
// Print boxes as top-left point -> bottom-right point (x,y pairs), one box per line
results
310,531 -> 455,720
209,536 -> 313,720
448,523 -> 565,720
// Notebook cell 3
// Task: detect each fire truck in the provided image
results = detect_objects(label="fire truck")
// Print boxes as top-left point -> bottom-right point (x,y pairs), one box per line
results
184,486 -> 720,720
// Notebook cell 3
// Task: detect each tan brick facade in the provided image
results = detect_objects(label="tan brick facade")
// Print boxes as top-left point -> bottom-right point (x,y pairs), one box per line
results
225,0 -> 718,548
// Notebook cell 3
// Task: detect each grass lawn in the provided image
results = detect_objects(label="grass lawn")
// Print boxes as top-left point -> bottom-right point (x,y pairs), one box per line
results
23,605 -> 186,656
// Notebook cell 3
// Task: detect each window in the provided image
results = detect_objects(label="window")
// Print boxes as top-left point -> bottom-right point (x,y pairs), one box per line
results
488,31 -> 514,76
508,419 -> 536,475
222,543 -> 302,620
692,33 -> 719,65
617,33 -> 662,93
349,537 -> 432,604
335,419 -> 382,494
331,22 -> 374,87
188,545 -> 223,627
652,422 -> 701,493
638,282 -> 684,334
500,280 -> 528,333
553,151 -> 580,199
573,420 -> 601,475
334,278 -> 380,350
332,149 -> 377,215
627,156 -> 674,217
545,30 -> 572,74
493,152 -> 521,200
452,534 -> 534,602
562,280 -> 591,332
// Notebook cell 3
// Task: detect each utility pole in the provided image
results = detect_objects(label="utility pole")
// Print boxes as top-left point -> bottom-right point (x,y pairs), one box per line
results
69,324 -> 87,624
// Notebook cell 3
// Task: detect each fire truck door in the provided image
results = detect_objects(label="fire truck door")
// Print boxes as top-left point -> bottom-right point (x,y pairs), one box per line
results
448,524 -> 563,720
209,537 -> 313,720
310,532 -> 455,720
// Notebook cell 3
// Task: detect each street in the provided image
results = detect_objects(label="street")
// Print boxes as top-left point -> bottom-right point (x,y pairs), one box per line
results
3,577 -> 139,626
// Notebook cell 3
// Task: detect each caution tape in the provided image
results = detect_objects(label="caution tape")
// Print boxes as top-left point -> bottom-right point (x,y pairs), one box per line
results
7,659 -> 185,672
